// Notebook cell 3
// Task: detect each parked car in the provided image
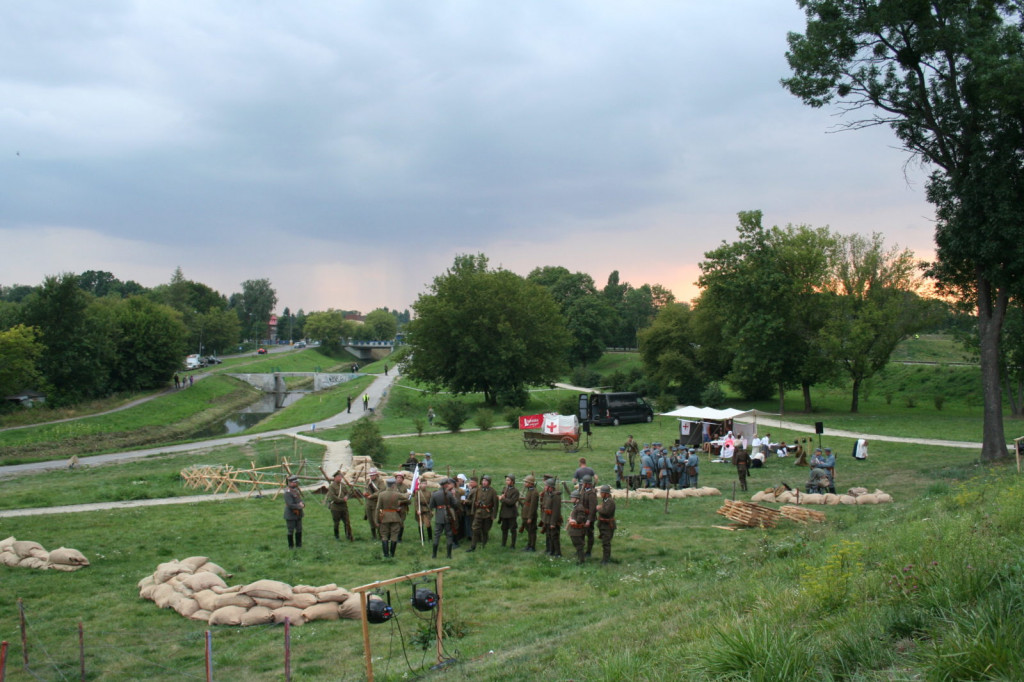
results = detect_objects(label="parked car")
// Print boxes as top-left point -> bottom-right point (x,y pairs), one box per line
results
294,340 -> 307,348
184,354 -> 206,370
204,356 -> 223,365
257,348 -> 268,355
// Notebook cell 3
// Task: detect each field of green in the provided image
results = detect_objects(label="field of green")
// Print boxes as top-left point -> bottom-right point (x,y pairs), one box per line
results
1,338 -> 1023,680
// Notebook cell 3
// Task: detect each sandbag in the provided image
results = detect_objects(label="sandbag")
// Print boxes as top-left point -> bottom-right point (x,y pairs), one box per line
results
208,605 -> 247,626
803,493 -> 824,505
293,585 -> 319,594
211,584 -> 243,595
189,609 -> 212,622
48,563 -> 81,572
196,561 -> 229,578
152,583 -> 180,609
214,593 -> 256,610
337,597 -> 366,620
48,547 -> 89,566
303,602 -> 341,622
154,561 -> 191,584
876,493 -> 893,503
181,572 -> 227,592
0,536 -> 15,553
314,583 -> 339,594
848,487 -> 868,496
316,589 -> 352,604
241,579 -> 293,601
856,493 -> 879,504
240,606 -> 275,626
253,597 -> 286,610
284,593 -> 317,609
174,598 -> 201,618
18,556 -> 48,569
193,590 -> 219,612
179,556 -> 209,572
0,551 -> 20,567
12,541 -> 45,559
839,495 -> 857,505
823,494 -> 840,505
272,606 -> 305,626
138,575 -> 155,590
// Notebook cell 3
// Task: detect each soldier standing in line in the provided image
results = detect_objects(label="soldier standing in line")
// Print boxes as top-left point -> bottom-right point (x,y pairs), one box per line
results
686,448 -> 700,489
519,474 -> 539,552
326,471 -> 355,541
452,473 -> 468,547
283,475 -> 305,549
640,446 -> 656,488
498,474 -> 520,549
580,474 -> 598,558
614,447 -> 626,489
541,478 -> 563,557
656,446 -> 671,490
415,484 -> 432,543
624,435 -> 639,472
429,478 -> 459,559
596,484 -> 617,565
468,474 -> 498,552
461,476 -> 478,543
375,477 -> 407,558
566,490 -> 588,564
394,471 -> 410,542
363,467 -> 382,540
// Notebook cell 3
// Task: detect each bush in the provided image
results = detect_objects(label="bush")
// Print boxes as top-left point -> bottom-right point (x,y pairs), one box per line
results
473,409 -> 495,431
502,407 -> 521,428
701,382 -> 726,408
436,401 -> 470,432
412,417 -> 425,436
557,394 -> 580,417
934,394 -> 945,410
569,367 -> 602,389
349,416 -> 388,464
905,395 -> 917,408
496,385 -> 529,408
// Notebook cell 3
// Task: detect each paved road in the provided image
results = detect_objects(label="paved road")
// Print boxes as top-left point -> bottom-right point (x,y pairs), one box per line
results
0,371 -> 397,479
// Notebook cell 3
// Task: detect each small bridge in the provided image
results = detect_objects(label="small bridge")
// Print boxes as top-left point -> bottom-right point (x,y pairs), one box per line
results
342,339 -> 395,360
228,372 -> 359,406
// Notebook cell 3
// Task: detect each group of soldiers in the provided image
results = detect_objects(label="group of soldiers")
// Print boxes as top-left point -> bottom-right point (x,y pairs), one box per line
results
308,466 -> 618,565
613,436 -> 702,491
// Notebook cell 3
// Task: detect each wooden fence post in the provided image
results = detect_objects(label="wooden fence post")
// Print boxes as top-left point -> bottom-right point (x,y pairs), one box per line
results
284,617 -> 291,682
1,640 -> 8,682
17,599 -> 27,671
79,622 -> 85,682
205,630 -> 213,682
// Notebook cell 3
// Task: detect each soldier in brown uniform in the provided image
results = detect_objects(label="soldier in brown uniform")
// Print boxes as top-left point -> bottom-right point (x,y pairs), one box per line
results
468,474 -> 498,552
429,478 -> 459,558
394,471 -> 410,542
733,446 -> 751,492
579,474 -> 598,558
326,471 -> 355,541
362,467 -> 382,540
498,474 -> 521,549
519,474 -> 539,552
375,477 -> 408,558
596,484 -> 617,565
566,490 -> 588,564
414,485 -> 432,543
283,475 -> 305,549
540,478 -> 562,557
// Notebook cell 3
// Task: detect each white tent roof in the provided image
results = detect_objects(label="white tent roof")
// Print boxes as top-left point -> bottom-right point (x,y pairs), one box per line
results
659,405 -> 759,421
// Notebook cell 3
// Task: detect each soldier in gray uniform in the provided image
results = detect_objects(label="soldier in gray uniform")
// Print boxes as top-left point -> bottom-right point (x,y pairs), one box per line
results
686,448 -> 700,489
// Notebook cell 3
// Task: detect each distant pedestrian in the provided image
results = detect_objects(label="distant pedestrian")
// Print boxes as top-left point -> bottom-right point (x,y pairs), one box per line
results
363,393 -> 369,411
384,363 -> 388,376
347,396 -> 352,413
173,373 -> 181,389
427,407 -> 435,426
188,374 -> 194,387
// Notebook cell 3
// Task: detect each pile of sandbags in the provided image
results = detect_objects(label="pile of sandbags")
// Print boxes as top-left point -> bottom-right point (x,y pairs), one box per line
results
750,487 -> 893,505
0,536 -> 90,571
613,487 -> 721,500
138,557 -> 381,626
344,455 -> 441,492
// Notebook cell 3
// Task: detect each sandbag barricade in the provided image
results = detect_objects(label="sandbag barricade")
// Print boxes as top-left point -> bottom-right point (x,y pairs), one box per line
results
750,487 -> 893,505
0,536 -> 90,572
610,487 -> 721,500
138,557 -> 382,626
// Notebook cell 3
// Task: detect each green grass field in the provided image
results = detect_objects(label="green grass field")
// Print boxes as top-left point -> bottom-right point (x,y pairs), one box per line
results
2,339 -> 1023,680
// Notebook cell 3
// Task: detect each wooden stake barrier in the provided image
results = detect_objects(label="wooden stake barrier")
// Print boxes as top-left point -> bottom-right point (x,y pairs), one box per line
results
1,640 -> 8,682
351,566 -> 453,682
205,630 -> 213,682
78,622 -> 85,682
779,505 -> 826,524
284,618 -> 292,682
17,599 -> 27,671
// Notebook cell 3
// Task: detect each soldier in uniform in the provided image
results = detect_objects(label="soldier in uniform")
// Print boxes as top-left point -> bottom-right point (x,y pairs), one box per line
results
429,478 -> 459,558
462,476 -> 478,542
640,446 -> 656,488
656,447 -> 670,490
498,474 -> 520,549
614,447 -> 626,489
686,448 -> 700,489
394,471 -> 410,542
596,484 -> 616,565
624,435 -> 639,472
326,471 -> 355,541
579,474 -> 598,558
733,446 -> 751,492
566,490 -> 588,564
414,484 -> 432,543
362,467 -> 382,540
468,474 -> 498,552
283,475 -> 305,549
519,474 -> 539,551
540,477 -> 562,557
375,477 -> 408,558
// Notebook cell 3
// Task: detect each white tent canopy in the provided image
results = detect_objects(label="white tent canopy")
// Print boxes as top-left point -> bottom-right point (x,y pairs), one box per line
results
660,405 -> 759,421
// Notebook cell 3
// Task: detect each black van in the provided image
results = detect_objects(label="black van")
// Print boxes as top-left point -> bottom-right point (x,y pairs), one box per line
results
587,392 -> 654,426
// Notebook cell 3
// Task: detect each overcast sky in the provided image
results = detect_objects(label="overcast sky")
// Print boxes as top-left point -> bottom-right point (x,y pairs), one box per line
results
1,1 -> 936,314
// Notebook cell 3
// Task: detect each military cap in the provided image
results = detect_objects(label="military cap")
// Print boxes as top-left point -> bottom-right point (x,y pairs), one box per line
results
395,471 -> 406,478
523,474 -> 536,484
386,477 -> 396,485
332,470 -> 342,477
618,446 -> 625,451
368,467 -> 379,475
582,474 -> 593,484
481,474 -> 492,482
506,473 -> 516,481
600,485 -> 612,494
570,490 -> 581,499
287,475 -> 299,483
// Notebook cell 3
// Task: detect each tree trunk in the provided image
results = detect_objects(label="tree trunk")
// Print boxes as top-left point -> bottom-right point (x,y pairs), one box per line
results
850,377 -> 861,413
801,382 -> 813,412
977,275 -> 1009,461
1017,377 -> 1023,419
1004,368 -> 1020,418
777,382 -> 785,415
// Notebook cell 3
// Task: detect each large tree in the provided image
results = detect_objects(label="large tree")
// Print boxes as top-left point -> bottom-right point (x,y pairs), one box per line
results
405,254 -> 570,405
783,0 -> 1024,459
638,303 -> 705,403
234,278 -> 278,342
0,324 -> 46,398
527,266 -> 615,367
819,233 -> 934,411
363,308 -> 399,341
105,297 -> 188,392
697,211 -> 838,412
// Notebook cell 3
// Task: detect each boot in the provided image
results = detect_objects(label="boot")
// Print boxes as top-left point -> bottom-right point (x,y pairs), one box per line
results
501,529 -> 508,547
345,523 -> 354,542
371,526 -> 378,540
296,532 -> 302,548
446,543 -> 453,559
432,543 -> 438,559
510,530 -> 517,549
287,533 -> 294,548
427,527 -> 433,541
333,524 -> 340,540
381,540 -> 389,558
389,542 -> 397,558
398,525 -> 404,543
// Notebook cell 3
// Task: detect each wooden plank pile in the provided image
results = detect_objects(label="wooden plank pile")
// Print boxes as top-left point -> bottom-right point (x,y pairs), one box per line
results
715,499 -> 783,528
779,505 -> 826,524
